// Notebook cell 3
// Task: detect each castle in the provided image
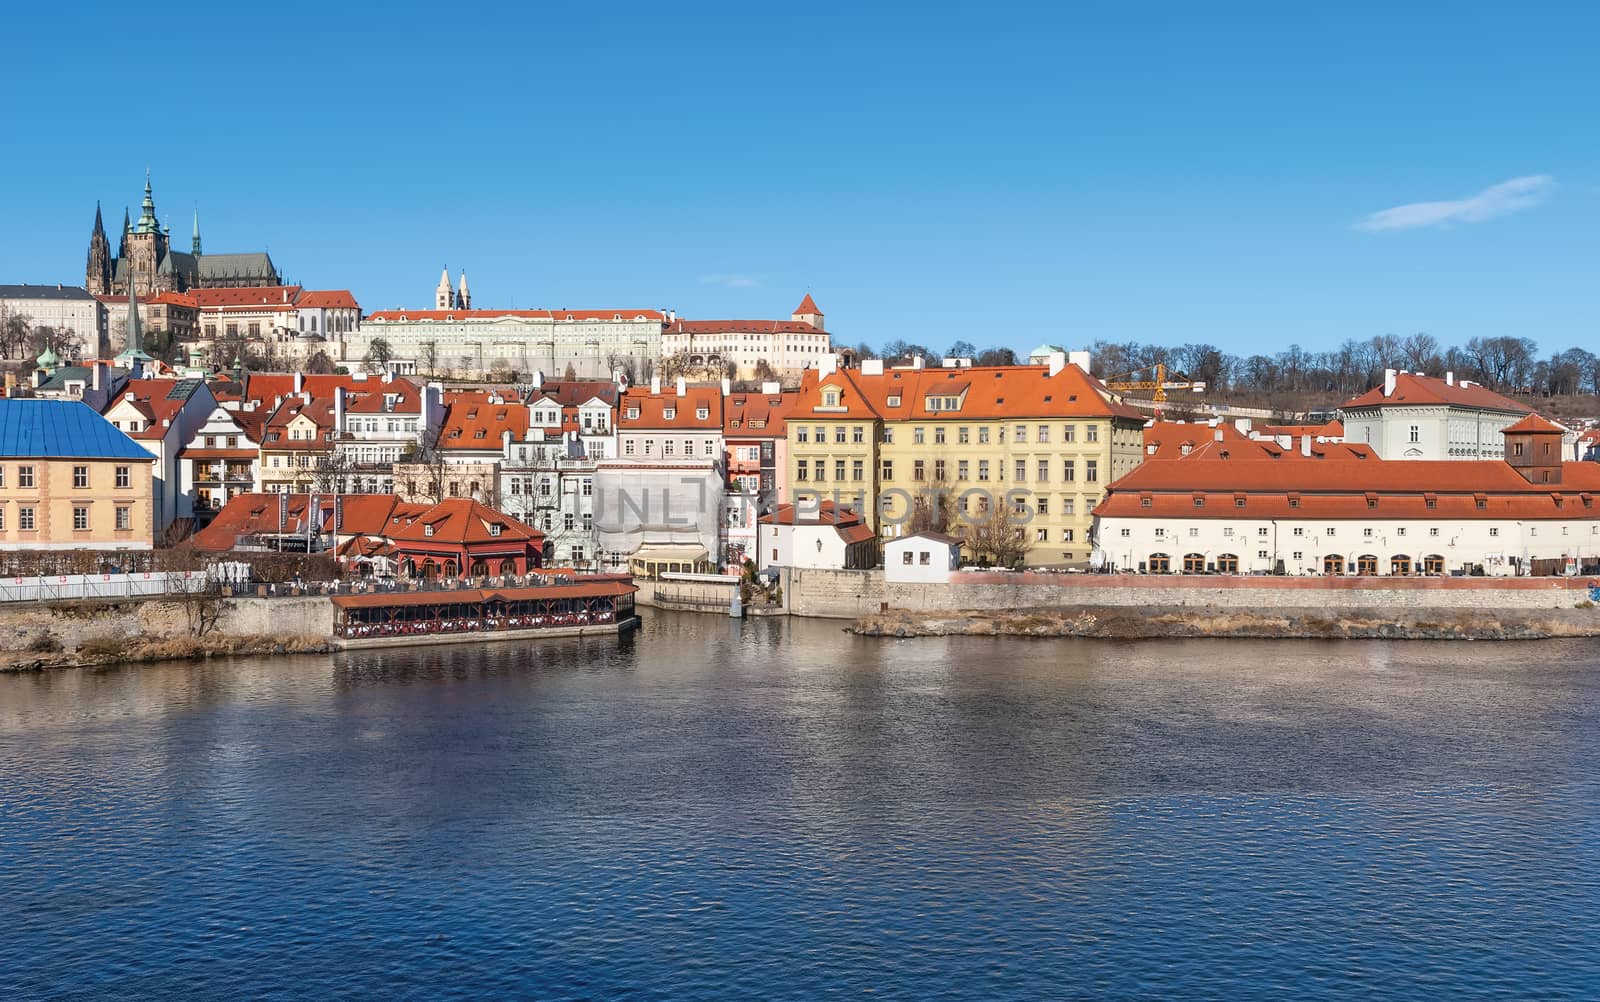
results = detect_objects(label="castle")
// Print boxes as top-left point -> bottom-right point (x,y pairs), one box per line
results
86,172 -> 281,297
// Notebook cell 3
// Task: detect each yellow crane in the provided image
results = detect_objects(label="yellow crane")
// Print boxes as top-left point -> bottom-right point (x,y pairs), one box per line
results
1102,363 -> 1206,416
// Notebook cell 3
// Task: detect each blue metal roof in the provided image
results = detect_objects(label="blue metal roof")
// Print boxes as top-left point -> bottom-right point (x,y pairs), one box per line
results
0,399 -> 155,460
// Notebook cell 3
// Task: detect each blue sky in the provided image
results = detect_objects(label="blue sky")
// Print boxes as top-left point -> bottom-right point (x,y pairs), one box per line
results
4,1 -> 1596,357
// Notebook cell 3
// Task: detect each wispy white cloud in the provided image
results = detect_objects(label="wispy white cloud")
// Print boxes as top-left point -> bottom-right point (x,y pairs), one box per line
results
699,274 -> 761,288
1353,175 -> 1556,232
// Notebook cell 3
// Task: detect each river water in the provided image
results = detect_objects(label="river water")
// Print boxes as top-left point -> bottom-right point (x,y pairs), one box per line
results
2,614 -> 1598,1000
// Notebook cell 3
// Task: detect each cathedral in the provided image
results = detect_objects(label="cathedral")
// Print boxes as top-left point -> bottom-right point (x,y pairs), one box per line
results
85,173 -> 281,297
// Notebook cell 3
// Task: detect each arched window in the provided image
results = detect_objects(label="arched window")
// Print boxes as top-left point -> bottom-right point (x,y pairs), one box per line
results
444,561 -> 458,579
1323,554 -> 1345,575
421,559 -> 437,579
471,560 -> 489,578
1216,553 -> 1239,574
1148,553 -> 1171,574
1423,554 -> 1446,575
1183,552 -> 1206,573
1390,555 -> 1412,576
1356,554 -> 1379,575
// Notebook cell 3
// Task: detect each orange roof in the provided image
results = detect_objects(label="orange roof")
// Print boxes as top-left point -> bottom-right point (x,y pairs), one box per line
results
794,294 -> 822,315
440,394 -> 529,450
1257,420 -> 1344,438
384,498 -> 543,545
105,379 -> 204,440
527,380 -> 620,408
295,289 -> 360,310
669,319 -> 822,335
365,308 -> 665,322
192,492 -> 402,549
1097,456 -> 1600,521
1501,413 -> 1565,435
759,500 -> 864,526
331,578 -> 634,610
620,385 -> 723,430
724,391 -> 797,437
1343,373 -> 1531,413
791,363 -> 1144,422
192,286 -> 304,309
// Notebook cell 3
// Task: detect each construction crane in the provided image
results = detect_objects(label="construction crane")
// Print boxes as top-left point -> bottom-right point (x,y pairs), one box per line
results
1101,363 -> 1206,416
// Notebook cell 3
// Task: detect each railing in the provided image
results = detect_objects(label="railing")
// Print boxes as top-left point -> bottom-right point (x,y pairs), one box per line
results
0,571 -> 213,604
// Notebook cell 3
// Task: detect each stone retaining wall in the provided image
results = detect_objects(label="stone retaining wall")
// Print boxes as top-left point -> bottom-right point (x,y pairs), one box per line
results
0,595 -> 336,657
784,567 -> 1598,620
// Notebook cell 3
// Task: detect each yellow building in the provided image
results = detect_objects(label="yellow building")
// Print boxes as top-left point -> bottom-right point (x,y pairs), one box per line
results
0,399 -> 156,550
787,356 -> 1146,567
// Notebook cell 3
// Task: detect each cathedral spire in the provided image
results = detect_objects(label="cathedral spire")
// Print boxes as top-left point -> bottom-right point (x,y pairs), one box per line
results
436,266 -> 452,310
457,270 -> 470,309
115,275 -> 153,370
192,208 -> 202,257
135,171 -> 159,234
93,201 -> 105,237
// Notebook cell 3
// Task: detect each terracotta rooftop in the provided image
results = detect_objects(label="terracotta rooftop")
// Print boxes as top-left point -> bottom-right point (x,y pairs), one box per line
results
1342,372 -> 1531,413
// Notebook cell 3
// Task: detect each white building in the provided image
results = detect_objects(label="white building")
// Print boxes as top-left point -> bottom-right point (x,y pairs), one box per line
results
660,295 -> 833,380
1094,415 -> 1600,577
102,377 -> 218,531
1341,369 -> 1531,460
884,531 -> 962,583
0,284 -> 104,358
757,499 -> 877,571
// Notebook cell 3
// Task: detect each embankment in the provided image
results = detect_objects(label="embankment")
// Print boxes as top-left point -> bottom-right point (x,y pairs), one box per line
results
0,595 -> 335,671
853,606 -> 1600,641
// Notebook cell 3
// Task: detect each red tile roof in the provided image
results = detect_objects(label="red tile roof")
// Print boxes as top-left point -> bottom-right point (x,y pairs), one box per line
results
295,290 -> 360,309
105,379 -> 204,440
384,498 -> 542,545
365,308 -> 665,322
192,286 -> 304,309
794,294 -> 822,315
1342,373 -> 1531,413
723,391 -> 797,437
620,385 -> 723,430
440,394 -> 528,450
791,363 -> 1144,422
192,492 -> 403,548
668,319 -> 822,334
1501,413 -> 1565,435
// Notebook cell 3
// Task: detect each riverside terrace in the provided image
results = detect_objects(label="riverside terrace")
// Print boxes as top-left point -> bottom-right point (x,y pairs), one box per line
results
330,573 -> 637,648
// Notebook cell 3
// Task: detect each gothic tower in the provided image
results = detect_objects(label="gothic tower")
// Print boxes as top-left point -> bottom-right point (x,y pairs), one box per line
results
192,208 -> 202,257
123,172 -> 171,296
86,202 -> 112,296
457,270 -> 471,309
436,266 -> 453,310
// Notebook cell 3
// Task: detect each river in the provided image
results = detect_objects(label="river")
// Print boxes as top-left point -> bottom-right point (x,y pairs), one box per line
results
2,614 -> 1598,999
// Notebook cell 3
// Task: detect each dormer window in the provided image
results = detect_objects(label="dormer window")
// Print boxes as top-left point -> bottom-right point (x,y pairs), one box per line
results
489,524 -> 502,537
696,407 -> 709,420
424,524 -> 435,537
887,395 -> 901,407
663,407 -> 676,420
823,389 -> 841,407
626,408 -> 640,420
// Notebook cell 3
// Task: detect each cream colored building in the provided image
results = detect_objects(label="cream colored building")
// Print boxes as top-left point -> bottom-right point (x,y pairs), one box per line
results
785,354 -> 1146,567
0,400 -> 156,550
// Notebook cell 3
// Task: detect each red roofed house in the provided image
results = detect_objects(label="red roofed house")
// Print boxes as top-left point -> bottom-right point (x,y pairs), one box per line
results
383,497 -> 546,578
660,294 -> 833,380
757,499 -> 877,570
101,377 -> 218,533
1094,413 -> 1600,577
1341,369 -> 1532,460
723,382 -> 797,567
501,375 -> 621,568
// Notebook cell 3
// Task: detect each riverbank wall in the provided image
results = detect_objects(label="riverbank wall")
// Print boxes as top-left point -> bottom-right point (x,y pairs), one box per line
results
783,568 -> 1599,619
0,595 -> 334,668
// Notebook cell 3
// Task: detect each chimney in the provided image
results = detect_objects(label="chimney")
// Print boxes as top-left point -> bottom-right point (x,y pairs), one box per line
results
649,374 -> 661,395
382,369 -> 394,384
1301,434 -> 1312,457
531,370 -> 543,390
300,391 -> 311,405
910,355 -> 925,370
721,377 -> 731,396
293,372 -> 303,394
1446,371 -> 1454,386
861,359 -> 884,376
675,375 -> 686,397
1069,350 -> 1091,372
1214,429 -> 1223,441
817,354 -> 838,378
1233,417 -> 1252,434
941,357 -> 958,368
1383,368 -> 1397,397
334,387 -> 345,430
761,380 -> 781,395
1047,351 -> 1066,376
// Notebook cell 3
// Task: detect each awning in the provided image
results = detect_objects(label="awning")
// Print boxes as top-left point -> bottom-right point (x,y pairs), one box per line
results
630,546 -> 709,564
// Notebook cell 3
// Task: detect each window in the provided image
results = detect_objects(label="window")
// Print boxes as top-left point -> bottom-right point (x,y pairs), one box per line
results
835,427 -> 846,443
1014,460 -> 1026,482
852,460 -> 864,482
881,460 -> 893,480
1224,527 -> 1234,537
1015,425 -> 1027,443
564,513 -> 575,530
1489,527 -> 1500,537
1038,425 -> 1050,443
1293,527 -> 1304,536
813,460 -> 825,482
1037,460 -> 1049,483
913,427 -> 925,444
977,460 -> 990,481
913,460 -> 926,482
1293,551 -> 1303,561
1258,550 -> 1269,560
1189,527 -> 1200,537
1257,527 -> 1268,537
1148,553 -> 1170,573
814,426 -> 825,442
1193,497 -> 1205,508
1085,460 -> 1098,483
1397,527 -> 1407,537
934,427 -> 946,445
1326,527 -> 1336,536
1217,553 -> 1239,573
797,427 -> 809,443
958,427 -> 970,444
1430,527 -> 1440,537
1063,498 -> 1074,515
933,459 -> 946,482
882,427 -> 893,444
1037,498 -> 1048,515
834,460 -> 846,481
1063,528 -> 1074,542
19,506 -> 35,530
73,506 -> 88,530
1036,528 -> 1048,542
18,465 -> 34,489
1120,527 -> 1131,537
796,463 -> 809,481
977,427 -> 990,445
903,551 -> 914,565
1410,425 -> 1420,443
0,508 -> 4,529
73,465 -> 88,488
852,426 -> 864,444
1063,425 -> 1075,443
1064,460 -> 1075,482
957,460 -> 969,481
1086,426 -> 1099,443
0,467 -> 4,487
696,407 -> 709,420
1363,528 -> 1374,538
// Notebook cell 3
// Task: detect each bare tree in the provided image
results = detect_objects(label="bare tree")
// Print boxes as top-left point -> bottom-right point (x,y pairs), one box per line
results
966,495 -> 1029,568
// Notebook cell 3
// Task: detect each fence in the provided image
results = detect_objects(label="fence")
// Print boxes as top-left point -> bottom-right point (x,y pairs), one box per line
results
0,571 -> 215,604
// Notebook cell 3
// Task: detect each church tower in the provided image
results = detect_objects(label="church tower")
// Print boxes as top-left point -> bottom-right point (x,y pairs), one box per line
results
124,172 -> 169,296
436,266 -> 453,310
86,202 -> 112,296
457,270 -> 471,309
192,208 -> 202,257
